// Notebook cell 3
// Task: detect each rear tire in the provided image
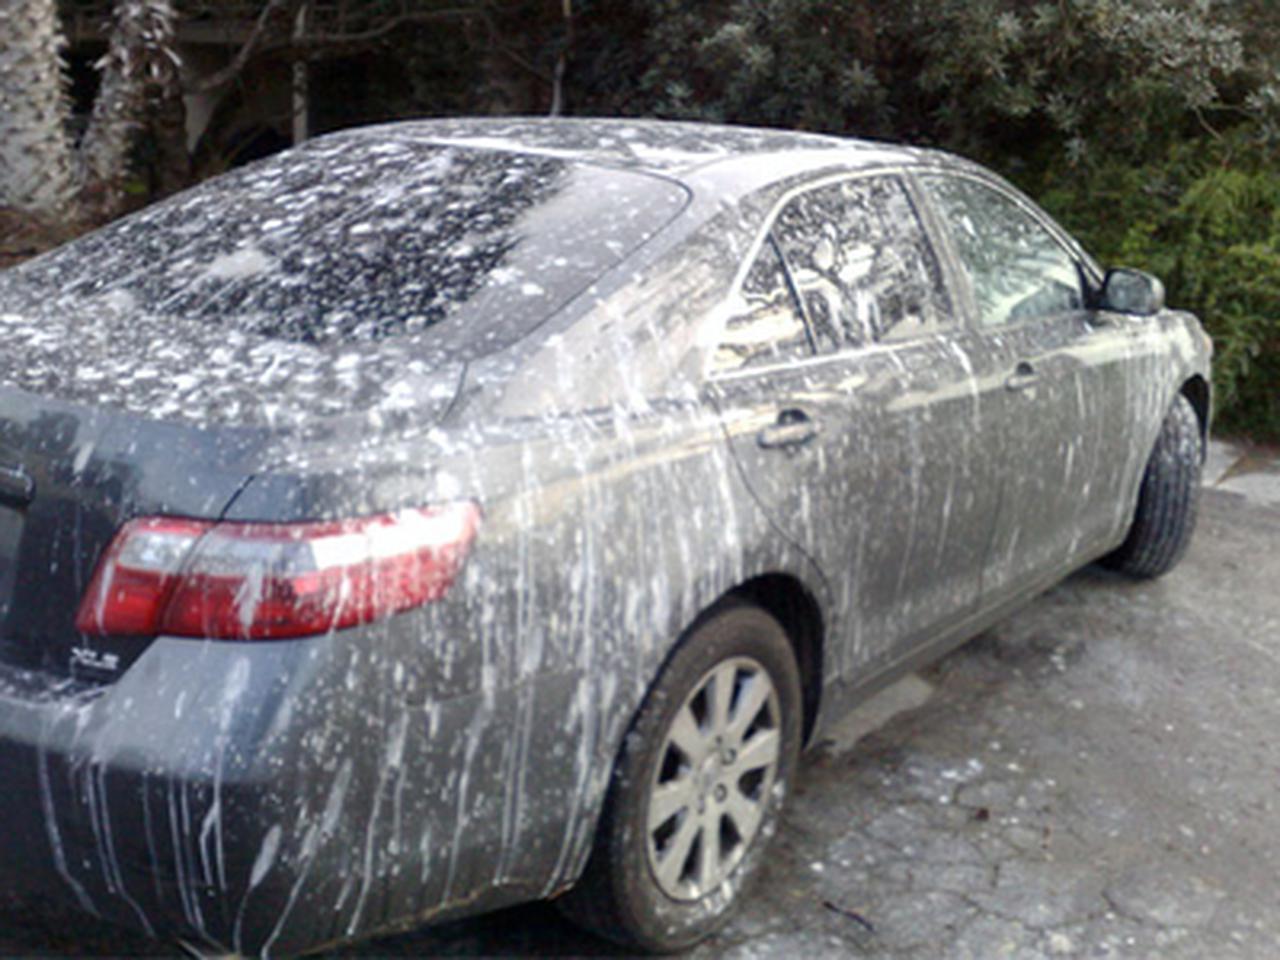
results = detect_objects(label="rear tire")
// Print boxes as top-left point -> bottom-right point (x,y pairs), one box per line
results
557,600 -> 802,953
1103,393 -> 1202,578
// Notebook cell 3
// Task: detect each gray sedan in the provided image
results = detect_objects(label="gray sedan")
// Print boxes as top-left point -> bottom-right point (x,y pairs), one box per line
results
0,118 -> 1209,956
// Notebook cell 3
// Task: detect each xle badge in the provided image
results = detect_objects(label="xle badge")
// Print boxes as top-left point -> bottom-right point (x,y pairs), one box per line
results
70,646 -> 120,673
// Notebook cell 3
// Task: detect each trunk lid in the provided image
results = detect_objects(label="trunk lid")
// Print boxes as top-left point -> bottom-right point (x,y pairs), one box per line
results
0,387 -> 258,682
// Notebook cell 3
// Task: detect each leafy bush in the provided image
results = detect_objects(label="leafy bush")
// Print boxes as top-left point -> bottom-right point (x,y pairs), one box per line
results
1034,135 -> 1280,439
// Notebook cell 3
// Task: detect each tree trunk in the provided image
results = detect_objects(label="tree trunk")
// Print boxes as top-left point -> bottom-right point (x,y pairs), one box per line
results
78,0 -> 182,224
150,60 -> 191,199
0,0 -> 78,217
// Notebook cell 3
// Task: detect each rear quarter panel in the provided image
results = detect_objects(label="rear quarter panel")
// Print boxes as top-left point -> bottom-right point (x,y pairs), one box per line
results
202,398 -> 827,951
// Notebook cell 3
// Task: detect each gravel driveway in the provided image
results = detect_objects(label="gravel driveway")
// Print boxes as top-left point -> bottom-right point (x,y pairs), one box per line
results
3,445 -> 1279,959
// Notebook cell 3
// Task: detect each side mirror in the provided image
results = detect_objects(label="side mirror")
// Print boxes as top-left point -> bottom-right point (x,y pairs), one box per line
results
1098,268 -> 1165,316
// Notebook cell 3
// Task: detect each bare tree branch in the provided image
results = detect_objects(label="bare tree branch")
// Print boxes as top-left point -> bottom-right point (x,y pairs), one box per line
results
296,8 -> 483,51
491,39 -> 552,86
188,0 -> 294,94
189,3 -> 499,94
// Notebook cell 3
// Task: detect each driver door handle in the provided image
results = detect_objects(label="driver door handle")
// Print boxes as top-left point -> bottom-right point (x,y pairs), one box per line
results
1005,361 -> 1039,393
757,409 -> 819,449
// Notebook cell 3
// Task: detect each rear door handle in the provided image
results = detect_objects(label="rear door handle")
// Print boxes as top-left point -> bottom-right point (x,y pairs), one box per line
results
1004,361 -> 1039,392
757,409 -> 819,449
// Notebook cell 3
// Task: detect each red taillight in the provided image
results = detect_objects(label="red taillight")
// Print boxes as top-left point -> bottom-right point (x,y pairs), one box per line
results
74,504 -> 481,640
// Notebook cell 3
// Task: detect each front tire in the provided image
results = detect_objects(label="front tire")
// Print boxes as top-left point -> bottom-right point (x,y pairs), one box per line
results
558,600 -> 802,953
1103,393 -> 1202,578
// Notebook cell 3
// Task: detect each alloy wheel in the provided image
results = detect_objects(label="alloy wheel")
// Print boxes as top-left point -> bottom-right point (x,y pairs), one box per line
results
644,656 -> 782,901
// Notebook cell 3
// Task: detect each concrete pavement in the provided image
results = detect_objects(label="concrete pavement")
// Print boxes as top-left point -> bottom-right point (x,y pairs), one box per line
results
1204,438 -> 1280,511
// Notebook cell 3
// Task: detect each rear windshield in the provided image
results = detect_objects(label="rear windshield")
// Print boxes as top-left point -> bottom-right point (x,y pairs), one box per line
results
6,132 -> 688,357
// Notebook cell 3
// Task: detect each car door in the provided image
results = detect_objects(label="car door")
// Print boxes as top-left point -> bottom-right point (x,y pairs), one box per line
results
916,172 -> 1122,606
705,173 -> 1002,682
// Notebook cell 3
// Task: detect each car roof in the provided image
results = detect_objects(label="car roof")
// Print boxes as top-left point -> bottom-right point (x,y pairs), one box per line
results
335,117 -> 954,192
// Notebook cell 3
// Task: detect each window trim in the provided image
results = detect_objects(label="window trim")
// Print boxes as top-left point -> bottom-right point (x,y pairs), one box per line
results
770,233 -> 819,356
706,234 -> 815,377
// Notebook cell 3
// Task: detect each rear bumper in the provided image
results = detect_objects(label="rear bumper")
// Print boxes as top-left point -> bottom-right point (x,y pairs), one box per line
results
0,634 -> 574,956
0,641 -> 352,956
0,714 -> 278,951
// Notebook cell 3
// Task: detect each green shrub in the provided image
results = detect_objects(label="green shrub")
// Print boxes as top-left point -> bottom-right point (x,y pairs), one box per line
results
1034,135 -> 1280,440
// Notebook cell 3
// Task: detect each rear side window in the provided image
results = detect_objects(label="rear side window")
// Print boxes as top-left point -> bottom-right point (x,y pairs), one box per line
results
921,175 -> 1083,328
772,175 -> 952,349
712,240 -> 811,374
10,134 -> 688,359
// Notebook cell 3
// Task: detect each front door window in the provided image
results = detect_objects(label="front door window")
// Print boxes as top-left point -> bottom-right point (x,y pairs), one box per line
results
921,175 -> 1083,328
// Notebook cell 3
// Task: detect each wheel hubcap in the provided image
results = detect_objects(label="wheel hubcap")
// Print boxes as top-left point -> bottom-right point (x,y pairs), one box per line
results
645,656 -> 782,901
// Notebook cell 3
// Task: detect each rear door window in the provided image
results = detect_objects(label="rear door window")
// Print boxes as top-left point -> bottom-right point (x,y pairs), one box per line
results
771,175 -> 953,350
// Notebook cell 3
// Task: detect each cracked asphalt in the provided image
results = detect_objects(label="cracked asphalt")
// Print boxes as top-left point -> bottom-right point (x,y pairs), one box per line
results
3,444 -> 1279,958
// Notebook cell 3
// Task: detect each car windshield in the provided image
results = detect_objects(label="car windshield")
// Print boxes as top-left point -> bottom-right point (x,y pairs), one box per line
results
4,132 -> 689,359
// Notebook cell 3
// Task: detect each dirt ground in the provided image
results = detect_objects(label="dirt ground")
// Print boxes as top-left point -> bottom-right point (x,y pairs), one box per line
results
3,459 -> 1279,958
